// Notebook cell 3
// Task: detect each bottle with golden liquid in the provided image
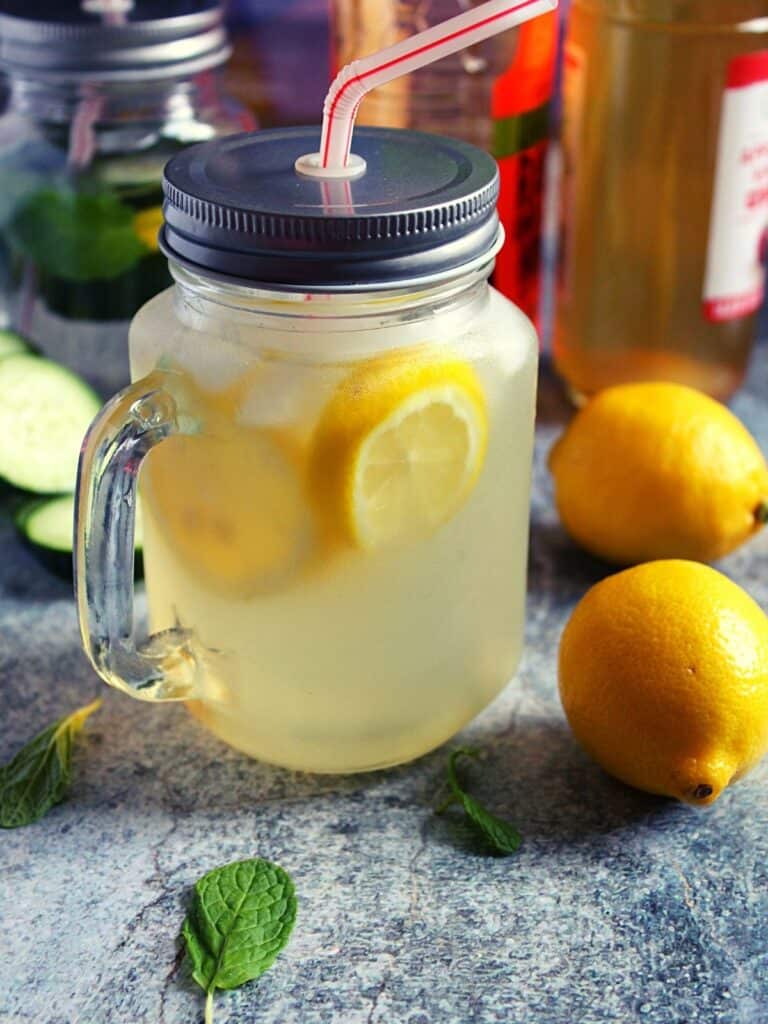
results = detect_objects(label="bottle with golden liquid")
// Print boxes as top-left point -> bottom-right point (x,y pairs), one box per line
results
555,0 -> 768,402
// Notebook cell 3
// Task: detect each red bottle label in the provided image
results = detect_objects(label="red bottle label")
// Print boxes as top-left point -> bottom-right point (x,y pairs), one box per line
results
494,138 -> 549,322
490,13 -> 557,326
703,51 -> 768,323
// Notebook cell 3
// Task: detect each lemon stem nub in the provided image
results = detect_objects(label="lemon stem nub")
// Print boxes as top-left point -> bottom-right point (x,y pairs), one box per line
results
692,784 -> 713,801
756,501 -> 768,525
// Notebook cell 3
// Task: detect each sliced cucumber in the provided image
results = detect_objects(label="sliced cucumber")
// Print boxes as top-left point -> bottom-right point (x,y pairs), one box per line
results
15,494 -> 144,580
95,156 -> 170,188
0,354 -> 101,493
0,329 -> 32,360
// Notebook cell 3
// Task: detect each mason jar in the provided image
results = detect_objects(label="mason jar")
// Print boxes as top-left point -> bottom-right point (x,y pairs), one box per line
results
0,0 -> 253,396
75,127 -> 538,773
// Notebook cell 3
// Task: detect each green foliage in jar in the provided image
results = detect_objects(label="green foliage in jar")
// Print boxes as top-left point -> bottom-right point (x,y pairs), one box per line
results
9,187 -> 149,281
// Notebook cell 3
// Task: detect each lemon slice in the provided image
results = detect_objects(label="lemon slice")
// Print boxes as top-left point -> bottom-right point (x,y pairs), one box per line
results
144,425 -> 312,597
132,206 -> 164,251
310,352 -> 487,549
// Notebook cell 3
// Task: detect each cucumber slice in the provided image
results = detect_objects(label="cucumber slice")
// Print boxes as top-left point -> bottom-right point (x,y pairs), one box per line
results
0,330 -> 32,360
15,495 -> 75,578
0,354 -> 101,493
15,494 -> 144,580
95,156 -> 170,188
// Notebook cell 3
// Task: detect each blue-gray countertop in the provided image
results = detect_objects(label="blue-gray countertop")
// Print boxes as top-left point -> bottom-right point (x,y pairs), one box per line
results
2,357 -> 767,1024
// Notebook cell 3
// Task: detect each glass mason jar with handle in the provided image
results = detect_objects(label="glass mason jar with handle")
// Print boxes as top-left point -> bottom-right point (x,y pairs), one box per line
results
0,0 -> 253,397
555,0 -> 768,403
74,127 -> 538,773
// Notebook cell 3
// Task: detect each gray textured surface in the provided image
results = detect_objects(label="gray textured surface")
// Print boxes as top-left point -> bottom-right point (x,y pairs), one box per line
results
1,357 -> 767,1024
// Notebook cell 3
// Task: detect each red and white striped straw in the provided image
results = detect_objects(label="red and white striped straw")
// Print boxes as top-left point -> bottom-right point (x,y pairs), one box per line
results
68,89 -> 104,168
68,0 -> 134,166
319,0 -> 558,171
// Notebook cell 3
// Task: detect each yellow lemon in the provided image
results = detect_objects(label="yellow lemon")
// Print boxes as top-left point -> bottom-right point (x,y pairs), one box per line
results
133,206 -> 164,251
548,381 -> 768,565
309,351 -> 487,549
559,560 -> 768,805
143,377 -> 312,597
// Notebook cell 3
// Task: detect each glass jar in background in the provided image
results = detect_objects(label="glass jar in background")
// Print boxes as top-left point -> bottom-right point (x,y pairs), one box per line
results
555,0 -> 768,403
331,0 -> 558,325
0,0 -> 253,397
75,127 -> 538,772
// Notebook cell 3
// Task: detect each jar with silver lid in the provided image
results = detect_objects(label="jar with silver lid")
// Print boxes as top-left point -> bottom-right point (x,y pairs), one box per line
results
0,0 -> 253,395
75,127 -> 539,773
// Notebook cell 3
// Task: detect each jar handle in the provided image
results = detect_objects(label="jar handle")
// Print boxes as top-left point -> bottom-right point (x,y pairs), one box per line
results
74,377 -> 201,702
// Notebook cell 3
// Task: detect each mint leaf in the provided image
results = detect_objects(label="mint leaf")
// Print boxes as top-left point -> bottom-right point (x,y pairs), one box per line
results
0,698 -> 101,828
9,187 -> 147,281
442,748 -> 522,855
182,858 -> 297,1024
459,792 -> 522,854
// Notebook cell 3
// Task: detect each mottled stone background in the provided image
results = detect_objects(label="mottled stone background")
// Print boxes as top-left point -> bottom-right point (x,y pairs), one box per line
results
2,359 -> 767,1024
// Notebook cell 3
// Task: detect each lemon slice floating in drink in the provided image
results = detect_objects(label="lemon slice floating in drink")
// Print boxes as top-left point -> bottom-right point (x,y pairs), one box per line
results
311,352 -> 488,549
144,426 -> 313,597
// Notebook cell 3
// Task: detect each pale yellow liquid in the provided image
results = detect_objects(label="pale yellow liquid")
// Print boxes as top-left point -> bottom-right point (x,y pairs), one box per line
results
555,0 -> 768,402
133,285 -> 537,772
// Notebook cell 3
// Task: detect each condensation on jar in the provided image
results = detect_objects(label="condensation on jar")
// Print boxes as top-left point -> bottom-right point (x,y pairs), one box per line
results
75,127 -> 539,773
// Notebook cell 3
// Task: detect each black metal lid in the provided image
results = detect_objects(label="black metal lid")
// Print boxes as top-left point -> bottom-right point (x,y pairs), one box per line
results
0,1 -> 230,81
160,127 -> 502,292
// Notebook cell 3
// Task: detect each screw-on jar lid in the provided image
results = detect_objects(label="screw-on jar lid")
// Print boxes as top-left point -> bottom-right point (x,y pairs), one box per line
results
160,127 -> 502,292
0,1 -> 230,82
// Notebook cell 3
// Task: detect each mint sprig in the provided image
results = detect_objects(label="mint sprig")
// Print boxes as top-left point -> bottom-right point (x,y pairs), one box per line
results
438,748 -> 522,855
0,698 -> 101,828
182,858 -> 297,1024
9,188 -> 147,281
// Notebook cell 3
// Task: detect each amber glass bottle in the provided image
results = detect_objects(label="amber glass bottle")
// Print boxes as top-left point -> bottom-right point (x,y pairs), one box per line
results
556,0 -> 768,402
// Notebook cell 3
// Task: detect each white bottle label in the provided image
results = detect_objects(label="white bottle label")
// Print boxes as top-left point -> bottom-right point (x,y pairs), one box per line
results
704,52 -> 768,323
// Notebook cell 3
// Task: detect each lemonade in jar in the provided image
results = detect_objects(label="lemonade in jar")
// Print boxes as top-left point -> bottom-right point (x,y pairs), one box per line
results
75,126 -> 538,772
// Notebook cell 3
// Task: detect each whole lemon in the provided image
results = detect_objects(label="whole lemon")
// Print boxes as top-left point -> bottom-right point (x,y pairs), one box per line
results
559,560 -> 768,805
549,382 -> 768,564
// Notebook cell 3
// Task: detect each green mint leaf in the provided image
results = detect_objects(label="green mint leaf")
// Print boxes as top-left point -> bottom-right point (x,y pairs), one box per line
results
443,748 -> 522,855
459,792 -> 522,854
9,187 -> 147,282
0,698 -> 101,828
182,858 -> 297,1022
